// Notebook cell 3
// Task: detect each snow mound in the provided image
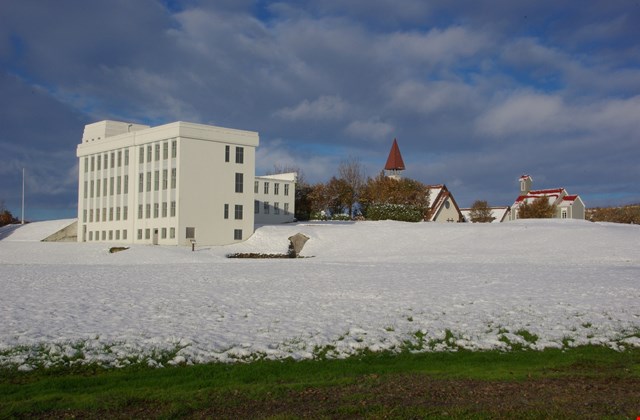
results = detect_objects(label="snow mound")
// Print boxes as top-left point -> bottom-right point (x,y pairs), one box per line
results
0,219 -> 76,242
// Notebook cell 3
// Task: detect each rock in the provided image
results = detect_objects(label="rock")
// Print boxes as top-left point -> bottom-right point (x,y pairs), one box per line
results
288,233 -> 310,257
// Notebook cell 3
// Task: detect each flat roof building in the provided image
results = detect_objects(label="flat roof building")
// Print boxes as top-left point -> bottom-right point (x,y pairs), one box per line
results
77,120 -> 295,246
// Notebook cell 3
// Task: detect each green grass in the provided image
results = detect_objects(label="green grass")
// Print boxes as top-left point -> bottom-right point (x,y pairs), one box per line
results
1,346 -> 639,418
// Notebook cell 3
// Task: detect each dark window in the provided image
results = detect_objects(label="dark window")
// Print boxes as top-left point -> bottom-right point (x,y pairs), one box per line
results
234,229 -> 242,240
235,173 -> 243,193
225,145 -> 230,162
234,205 -> 243,220
235,147 -> 244,164
186,227 -> 195,239
224,204 -> 229,219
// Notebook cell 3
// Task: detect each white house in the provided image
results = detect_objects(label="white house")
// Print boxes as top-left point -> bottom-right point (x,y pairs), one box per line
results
425,184 -> 464,223
254,173 -> 297,225
77,120 -> 295,246
460,206 -> 511,223
509,175 -> 585,220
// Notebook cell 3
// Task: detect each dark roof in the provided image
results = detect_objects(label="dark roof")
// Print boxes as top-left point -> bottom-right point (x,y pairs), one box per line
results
384,138 -> 405,171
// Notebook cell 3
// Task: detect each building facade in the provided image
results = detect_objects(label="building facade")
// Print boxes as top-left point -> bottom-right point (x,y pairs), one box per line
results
509,175 -> 585,220
77,120 -> 263,246
254,173 -> 297,225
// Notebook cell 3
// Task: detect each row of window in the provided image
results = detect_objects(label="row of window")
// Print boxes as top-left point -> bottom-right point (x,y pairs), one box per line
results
136,227 -> 176,240
254,201 -> 289,215
225,146 -> 244,164
83,206 -> 129,223
137,202 -> 177,219
84,175 -> 130,198
138,140 -> 178,164
138,169 -> 177,193
255,181 -> 290,196
84,149 -> 130,172
87,229 -> 128,241
223,204 -> 244,220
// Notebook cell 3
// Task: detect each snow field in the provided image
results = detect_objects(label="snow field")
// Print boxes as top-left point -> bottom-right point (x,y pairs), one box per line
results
1,219 -> 639,370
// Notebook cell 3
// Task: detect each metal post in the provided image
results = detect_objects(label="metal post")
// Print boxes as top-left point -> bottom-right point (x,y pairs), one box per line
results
21,168 -> 25,224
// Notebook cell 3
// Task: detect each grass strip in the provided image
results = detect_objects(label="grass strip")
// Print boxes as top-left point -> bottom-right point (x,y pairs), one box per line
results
1,346 -> 639,418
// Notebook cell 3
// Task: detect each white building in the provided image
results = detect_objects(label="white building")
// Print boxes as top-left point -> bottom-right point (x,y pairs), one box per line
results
77,120 -> 295,246
254,173 -> 297,225
509,175 -> 585,220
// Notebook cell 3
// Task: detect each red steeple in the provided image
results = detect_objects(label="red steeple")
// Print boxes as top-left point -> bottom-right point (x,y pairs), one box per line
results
384,138 -> 405,171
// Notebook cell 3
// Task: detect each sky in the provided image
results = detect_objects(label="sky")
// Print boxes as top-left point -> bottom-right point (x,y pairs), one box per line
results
1,0 -> 639,220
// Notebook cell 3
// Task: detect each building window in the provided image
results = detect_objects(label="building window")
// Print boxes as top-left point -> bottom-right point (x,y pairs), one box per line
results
186,227 -> 195,239
103,154 -> 107,169
96,179 -> 101,197
89,231 -> 93,241
90,180 -> 94,198
103,178 -> 107,196
155,144 -> 160,161
274,183 -> 279,195
254,181 -> 259,194
146,171 -> 151,191
83,210 -> 87,223
284,203 -> 290,215
154,170 -> 159,191
235,205 -> 243,220
147,145 -> 152,162
145,229 -> 151,240
224,145 -> 230,162
123,230 -> 127,240
170,227 -> 175,238
163,142 -> 168,160
284,184 -> 289,196
145,204 -> 151,219
109,177 -> 114,196
255,200 -> 260,214
162,169 -> 168,190
89,209 -> 93,222
124,175 -> 129,194
139,147 -> 144,164
117,151 -> 122,167
154,203 -> 159,218
102,231 -> 106,240
235,147 -> 244,164
138,205 -> 143,219
224,204 -> 229,219
97,155 -> 101,170
235,173 -> 243,193
116,207 -> 121,221
109,207 -> 114,221
234,229 -> 242,240
561,209 -> 567,219
264,201 -> 269,214
171,201 -> 176,217
102,207 -> 107,222
162,202 -> 167,218
84,157 -> 88,173
109,230 -> 113,240
171,140 -> 177,158
124,149 -> 129,166
117,176 -> 122,195
274,202 -> 280,215
84,181 -> 88,198
123,206 -> 128,220
264,182 -> 269,194
116,230 -> 120,240
161,228 -> 167,239
138,173 -> 144,193
171,168 -> 177,189
96,208 -> 100,221
138,229 -> 143,240
110,152 -> 115,168
91,156 -> 95,172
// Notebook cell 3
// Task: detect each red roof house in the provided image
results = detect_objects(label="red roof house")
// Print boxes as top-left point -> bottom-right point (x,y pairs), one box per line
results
510,175 -> 585,220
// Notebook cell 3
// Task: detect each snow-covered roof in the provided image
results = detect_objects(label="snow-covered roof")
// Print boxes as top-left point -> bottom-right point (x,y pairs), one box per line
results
255,172 -> 297,182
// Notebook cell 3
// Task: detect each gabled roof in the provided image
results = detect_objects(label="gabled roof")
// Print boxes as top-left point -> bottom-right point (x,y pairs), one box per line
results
425,184 -> 464,222
384,138 -> 405,171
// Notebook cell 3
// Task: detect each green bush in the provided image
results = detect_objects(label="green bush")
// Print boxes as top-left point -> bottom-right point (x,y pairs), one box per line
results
365,204 -> 424,222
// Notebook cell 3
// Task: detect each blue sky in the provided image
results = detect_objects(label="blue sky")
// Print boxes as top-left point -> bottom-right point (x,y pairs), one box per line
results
1,0 -> 639,220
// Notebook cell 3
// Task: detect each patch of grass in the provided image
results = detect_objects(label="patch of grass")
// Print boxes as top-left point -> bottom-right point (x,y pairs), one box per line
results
1,346 -> 639,418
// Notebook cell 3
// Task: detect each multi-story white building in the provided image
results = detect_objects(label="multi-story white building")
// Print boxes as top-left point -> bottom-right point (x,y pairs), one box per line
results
77,120 -> 295,246
254,173 -> 297,225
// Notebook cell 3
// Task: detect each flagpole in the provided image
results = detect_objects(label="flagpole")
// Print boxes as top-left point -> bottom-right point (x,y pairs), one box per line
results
21,167 -> 25,224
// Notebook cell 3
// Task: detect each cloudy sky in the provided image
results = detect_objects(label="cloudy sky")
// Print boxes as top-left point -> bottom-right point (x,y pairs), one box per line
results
1,1 -> 639,220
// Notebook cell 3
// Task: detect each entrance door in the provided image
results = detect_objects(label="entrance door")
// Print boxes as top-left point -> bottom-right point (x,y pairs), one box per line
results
153,229 -> 159,245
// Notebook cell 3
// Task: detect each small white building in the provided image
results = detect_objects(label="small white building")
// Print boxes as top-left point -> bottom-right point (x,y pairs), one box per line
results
254,173 -> 297,225
77,120 -> 295,246
509,175 -> 585,220
460,206 -> 511,223
425,185 -> 464,223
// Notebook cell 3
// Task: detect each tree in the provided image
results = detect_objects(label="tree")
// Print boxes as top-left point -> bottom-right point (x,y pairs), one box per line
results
337,157 -> 365,218
469,200 -> 495,223
0,201 -> 18,227
359,172 -> 430,222
518,196 -> 556,219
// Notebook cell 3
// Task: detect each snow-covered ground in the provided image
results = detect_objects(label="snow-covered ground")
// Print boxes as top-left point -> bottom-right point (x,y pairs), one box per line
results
1,219 -> 639,370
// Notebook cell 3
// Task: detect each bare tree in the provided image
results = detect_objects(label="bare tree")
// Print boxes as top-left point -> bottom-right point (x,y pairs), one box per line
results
337,157 -> 366,218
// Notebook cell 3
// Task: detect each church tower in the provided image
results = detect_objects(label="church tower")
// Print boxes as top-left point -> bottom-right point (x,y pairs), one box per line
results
384,138 -> 405,180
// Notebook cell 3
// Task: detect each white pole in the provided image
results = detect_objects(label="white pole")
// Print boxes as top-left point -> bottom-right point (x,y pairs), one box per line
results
21,167 -> 25,224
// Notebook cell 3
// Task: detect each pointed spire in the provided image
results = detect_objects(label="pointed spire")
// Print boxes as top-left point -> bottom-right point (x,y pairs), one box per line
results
384,138 -> 405,171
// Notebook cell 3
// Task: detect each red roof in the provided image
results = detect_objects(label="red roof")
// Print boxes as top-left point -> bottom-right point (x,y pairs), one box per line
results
384,138 -> 405,171
563,195 -> 578,201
